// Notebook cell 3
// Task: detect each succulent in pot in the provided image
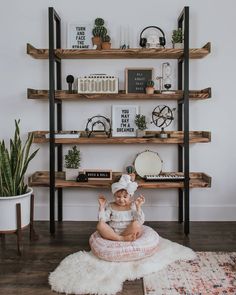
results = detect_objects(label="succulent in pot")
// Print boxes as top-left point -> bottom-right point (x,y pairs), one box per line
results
0,120 -> 39,233
172,28 -> 183,49
145,80 -> 155,94
92,18 -> 108,50
64,145 -> 81,180
134,114 -> 148,137
101,35 -> 111,49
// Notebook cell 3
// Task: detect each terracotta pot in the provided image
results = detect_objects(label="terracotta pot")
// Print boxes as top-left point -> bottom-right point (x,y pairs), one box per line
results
102,42 -> 111,50
92,37 -> 102,50
145,87 -> 155,94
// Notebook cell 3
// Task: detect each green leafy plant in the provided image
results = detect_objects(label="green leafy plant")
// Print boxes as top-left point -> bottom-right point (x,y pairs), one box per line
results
172,28 -> 183,44
146,80 -> 154,88
64,146 -> 81,169
0,120 -> 39,197
134,114 -> 147,131
95,18 -> 104,26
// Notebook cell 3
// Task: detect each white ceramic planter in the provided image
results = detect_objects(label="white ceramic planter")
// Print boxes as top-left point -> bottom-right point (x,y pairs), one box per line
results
65,168 -> 79,180
0,188 -> 33,232
136,129 -> 146,138
173,43 -> 184,49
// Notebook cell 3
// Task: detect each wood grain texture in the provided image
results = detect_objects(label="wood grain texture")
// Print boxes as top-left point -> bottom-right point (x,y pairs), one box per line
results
0,221 -> 235,295
27,43 -> 211,60
30,130 -> 211,144
28,171 -> 211,188
27,88 -> 211,101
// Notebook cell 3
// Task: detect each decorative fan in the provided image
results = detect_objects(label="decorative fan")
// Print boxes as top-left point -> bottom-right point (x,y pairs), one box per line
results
151,105 -> 176,138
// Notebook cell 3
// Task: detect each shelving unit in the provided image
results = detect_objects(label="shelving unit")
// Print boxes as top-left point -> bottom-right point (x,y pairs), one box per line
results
27,6 -> 211,235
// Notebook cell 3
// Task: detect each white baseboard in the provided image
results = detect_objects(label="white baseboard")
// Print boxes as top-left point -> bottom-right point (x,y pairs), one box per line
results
34,204 -> 236,221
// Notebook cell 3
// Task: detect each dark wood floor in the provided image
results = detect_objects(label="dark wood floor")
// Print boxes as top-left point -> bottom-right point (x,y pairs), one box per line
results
0,221 -> 236,295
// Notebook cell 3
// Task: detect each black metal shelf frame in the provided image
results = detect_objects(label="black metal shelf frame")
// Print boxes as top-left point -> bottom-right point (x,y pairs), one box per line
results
47,6 -> 190,235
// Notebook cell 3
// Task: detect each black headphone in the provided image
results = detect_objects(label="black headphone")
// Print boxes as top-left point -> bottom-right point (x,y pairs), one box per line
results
139,26 -> 166,48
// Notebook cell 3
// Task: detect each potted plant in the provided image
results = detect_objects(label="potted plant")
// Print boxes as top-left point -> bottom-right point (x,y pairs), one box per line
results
92,18 -> 107,50
145,80 -> 155,94
101,35 -> 111,49
134,114 -> 147,137
172,28 -> 183,49
65,146 -> 81,180
0,120 -> 39,233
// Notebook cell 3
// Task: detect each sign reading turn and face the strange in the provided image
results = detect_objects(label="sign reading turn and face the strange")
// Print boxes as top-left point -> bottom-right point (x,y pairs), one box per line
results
67,23 -> 92,49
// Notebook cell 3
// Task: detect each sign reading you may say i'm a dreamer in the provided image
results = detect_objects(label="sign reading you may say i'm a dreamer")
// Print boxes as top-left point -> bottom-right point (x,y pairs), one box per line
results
67,23 -> 92,49
112,105 -> 139,137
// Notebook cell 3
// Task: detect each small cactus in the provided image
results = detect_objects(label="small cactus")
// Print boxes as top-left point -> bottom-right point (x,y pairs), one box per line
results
102,35 -> 111,42
92,26 -> 107,37
95,18 -> 104,26
146,80 -> 154,88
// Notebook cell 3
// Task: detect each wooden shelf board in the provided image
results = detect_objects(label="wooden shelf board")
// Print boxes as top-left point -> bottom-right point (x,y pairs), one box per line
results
28,171 -> 211,189
27,88 -> 211,101
31,130 -> 211,144
27,42 -> 211,60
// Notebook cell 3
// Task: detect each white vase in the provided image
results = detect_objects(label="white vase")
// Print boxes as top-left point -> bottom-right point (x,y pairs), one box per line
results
0,188 -> 33,232
65,168 -> 79,180
136,130 -> 146,138
173,43 -> 184,49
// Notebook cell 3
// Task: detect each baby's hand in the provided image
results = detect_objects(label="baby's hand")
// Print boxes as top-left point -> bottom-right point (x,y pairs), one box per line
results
135,195 -> 145,209
98,195 -> 107,208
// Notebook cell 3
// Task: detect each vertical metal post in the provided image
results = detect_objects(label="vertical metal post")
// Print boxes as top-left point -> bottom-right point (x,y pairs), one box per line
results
55,13 -> 63,222
48,7 -> 62,233
183,7 -> 190,235
48,7 -> 55,234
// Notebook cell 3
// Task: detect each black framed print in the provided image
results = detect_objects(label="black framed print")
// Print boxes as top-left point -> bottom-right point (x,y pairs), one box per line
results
125,68 -> 153,93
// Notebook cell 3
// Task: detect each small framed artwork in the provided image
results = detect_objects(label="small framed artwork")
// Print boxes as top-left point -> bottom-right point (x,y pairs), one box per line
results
125,68 -> 153,93
67,23 -> 93,49
112,105 -> 139,137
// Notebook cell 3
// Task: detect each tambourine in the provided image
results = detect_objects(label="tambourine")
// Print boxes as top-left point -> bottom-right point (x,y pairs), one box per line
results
134,150 -> 163,178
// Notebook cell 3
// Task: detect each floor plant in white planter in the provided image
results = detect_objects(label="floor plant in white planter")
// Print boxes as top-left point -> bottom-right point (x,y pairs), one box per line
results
0,120 -> 39,254
65,146 -> 81,180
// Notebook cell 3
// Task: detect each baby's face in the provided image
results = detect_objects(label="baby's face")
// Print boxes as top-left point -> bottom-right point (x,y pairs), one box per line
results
114,189 -> 131,207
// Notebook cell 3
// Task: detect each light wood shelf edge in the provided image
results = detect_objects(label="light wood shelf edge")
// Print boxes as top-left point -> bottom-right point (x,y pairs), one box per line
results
30,130 -> 211,144
28,171 -> 211,189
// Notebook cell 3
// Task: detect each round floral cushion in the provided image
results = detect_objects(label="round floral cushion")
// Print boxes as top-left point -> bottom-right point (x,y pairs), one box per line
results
89,225 -> 159,261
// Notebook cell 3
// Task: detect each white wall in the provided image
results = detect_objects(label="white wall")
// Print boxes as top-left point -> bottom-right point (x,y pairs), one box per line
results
0,0 -> 235,221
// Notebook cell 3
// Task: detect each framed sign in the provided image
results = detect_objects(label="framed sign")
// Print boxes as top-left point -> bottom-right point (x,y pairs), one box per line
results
67,23 -> 93,49
125,68 -> 153,93
112,105 -> 139,137
83,169 -> 112,180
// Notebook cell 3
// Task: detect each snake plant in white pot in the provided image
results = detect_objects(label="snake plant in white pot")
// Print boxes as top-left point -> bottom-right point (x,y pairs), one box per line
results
0,120 -> 39,232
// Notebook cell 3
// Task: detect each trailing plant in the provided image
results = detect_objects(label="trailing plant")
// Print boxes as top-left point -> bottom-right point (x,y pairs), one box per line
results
64,146 -> 81,169
0,120 -> 39,197
146,80 -> 154,88
102,35 -> 111,43
134,114 -> 147,131
172,28 -> 183,44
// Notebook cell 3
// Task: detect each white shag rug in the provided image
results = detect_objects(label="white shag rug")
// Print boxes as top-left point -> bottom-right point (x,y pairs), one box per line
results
49,237 -> 196,295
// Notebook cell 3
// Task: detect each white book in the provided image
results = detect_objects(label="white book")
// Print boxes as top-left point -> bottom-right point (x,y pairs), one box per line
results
46,132 -> 80,139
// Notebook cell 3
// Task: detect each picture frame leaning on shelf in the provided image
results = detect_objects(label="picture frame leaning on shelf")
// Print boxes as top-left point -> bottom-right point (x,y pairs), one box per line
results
67,23 -> 93,49
112,105 -> 139,137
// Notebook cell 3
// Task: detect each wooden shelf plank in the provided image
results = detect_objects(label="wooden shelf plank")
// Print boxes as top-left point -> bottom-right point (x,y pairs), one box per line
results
27,88 -> 211,101
28,171 -> 211,189
31,130 -> 211,144
27,42 -> 211,60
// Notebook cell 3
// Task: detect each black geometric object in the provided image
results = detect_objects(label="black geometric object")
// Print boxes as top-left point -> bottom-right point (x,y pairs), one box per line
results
151,105 -> 175,129
85,115 -> 112,138
66,75 -> 74,93
76,173 -> 88,182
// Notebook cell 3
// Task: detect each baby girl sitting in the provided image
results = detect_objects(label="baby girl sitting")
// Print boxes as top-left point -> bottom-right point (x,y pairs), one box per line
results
96,174 -> 145,242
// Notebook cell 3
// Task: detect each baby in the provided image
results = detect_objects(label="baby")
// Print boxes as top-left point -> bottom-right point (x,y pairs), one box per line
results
96,174 -> 145,242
